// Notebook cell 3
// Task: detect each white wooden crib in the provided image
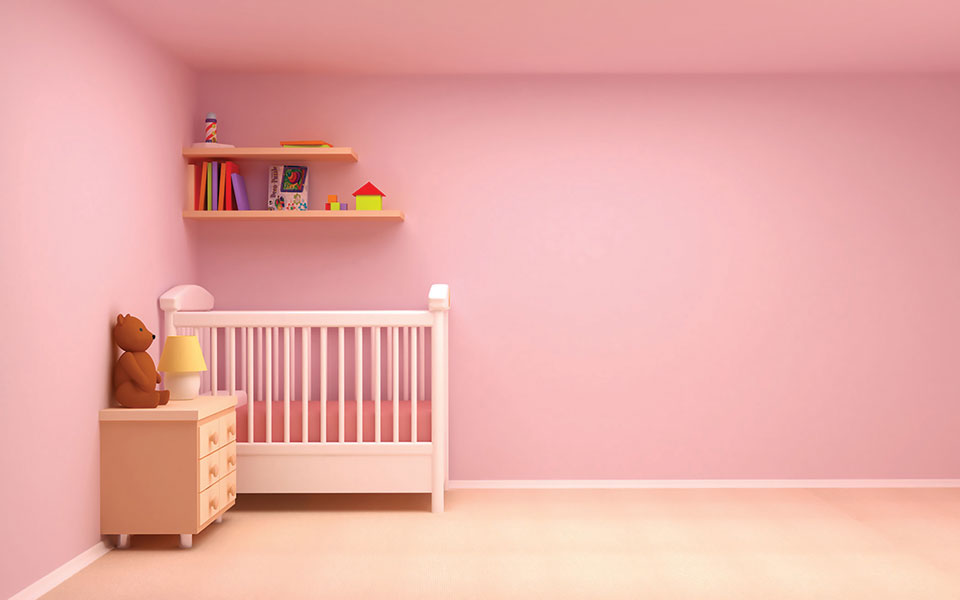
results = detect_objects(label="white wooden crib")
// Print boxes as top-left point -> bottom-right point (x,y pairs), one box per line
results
159,284 -> 450,512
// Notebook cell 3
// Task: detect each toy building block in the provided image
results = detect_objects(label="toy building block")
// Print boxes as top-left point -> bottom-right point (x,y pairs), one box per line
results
352,182 -> 385,210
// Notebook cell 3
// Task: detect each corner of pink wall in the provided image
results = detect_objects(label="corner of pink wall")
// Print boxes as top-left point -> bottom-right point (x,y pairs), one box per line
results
0,0 -> 199,597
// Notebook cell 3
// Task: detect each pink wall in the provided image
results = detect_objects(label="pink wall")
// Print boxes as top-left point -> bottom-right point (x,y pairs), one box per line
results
2,24 -> 960,591
0,0 -> 196,597
194,74 -> 960,481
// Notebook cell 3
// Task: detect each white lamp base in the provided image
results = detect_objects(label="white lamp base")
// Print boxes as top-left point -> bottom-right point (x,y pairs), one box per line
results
165,372 -> 202,401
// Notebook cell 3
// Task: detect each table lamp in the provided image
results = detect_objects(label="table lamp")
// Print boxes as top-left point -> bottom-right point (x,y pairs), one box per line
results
158,335 -> 208,401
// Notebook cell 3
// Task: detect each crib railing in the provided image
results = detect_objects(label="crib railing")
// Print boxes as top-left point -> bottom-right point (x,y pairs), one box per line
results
159,285 -> 450,449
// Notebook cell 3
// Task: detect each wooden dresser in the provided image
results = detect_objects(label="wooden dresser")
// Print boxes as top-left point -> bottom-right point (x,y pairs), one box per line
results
100,395 -> 238,548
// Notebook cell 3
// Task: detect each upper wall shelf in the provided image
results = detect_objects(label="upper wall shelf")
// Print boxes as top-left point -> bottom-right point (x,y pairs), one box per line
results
182,146 -> 358,162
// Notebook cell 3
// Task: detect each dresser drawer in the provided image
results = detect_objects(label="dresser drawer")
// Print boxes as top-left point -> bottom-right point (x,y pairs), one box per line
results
221,411 -> 237,446
199,480 -> 222,524
220,471 -> 237,509
198,416 -> 222,457
219,442 -> 237,478
199,449 -> 222,491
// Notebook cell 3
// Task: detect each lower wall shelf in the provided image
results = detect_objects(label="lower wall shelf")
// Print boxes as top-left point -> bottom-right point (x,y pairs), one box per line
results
183,210 -> 405,222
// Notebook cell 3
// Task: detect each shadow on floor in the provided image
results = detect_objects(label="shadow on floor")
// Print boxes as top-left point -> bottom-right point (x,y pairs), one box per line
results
234,492 -> 433,513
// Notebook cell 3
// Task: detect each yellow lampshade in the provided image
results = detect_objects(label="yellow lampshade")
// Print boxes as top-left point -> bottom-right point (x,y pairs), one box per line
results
158,335 -> 208,373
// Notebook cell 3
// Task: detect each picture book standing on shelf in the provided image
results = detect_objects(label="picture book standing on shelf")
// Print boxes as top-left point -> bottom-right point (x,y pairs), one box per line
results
268,165 -> 309,210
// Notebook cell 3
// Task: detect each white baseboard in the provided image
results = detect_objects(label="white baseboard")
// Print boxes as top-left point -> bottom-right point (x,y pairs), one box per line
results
10,540 -> 111,600
448,479 -> 960,490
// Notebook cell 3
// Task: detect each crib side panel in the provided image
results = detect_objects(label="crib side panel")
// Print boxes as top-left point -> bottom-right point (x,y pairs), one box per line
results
168,312 -> 441,448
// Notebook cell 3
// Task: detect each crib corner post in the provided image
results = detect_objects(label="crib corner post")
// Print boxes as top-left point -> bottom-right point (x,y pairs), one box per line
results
429,285 -> 450,513
159,285 -> 215,341
160,302 -> 178,342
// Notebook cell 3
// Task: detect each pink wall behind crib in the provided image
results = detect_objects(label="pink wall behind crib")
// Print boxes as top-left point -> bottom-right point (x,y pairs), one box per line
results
0,1 -> 196,597
193,74 -> 960,481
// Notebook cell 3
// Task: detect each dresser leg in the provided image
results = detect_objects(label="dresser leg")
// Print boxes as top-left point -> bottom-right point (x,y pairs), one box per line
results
116,534 -> 130,549
215,516 -> 223,524
179,534 -> 193,549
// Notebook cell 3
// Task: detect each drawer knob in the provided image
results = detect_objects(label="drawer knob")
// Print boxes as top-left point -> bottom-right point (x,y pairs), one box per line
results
227,425 -> 235,437
210,465 -> 219,478
210,498 -> 219,510
209,432 -> 218,446
228,486 -> 236,499
227,457 -> 236,467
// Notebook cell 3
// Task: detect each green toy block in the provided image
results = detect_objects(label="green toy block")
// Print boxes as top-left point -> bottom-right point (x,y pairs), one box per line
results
355,195 -> 383,210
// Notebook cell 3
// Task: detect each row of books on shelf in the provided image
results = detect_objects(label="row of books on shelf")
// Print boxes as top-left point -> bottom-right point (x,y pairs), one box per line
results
188,161 -> 250,211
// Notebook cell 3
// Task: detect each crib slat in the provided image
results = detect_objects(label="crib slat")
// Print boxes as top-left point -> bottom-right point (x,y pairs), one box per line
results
338,327 -> 345,443
207,327 -> 213,394
246,327 -> 254,443
386,326 -> 393,403
320,326 -> 327,444
418,326 -> 425,402
195,328 -> 201,391
373,326 -> 381,443
411,328 -> 417,442
355,327 -> 363,443
239,327 -> 246,397
227,326 -> 236,395
392,326 -> 399,442
272,328 -> 280,405
302,326 -> 309,443
256,327 -> 263,412
265,328 -> 273,443
401,327 -> 408,402
210,327 -> 218,395
283,327 -> 291,443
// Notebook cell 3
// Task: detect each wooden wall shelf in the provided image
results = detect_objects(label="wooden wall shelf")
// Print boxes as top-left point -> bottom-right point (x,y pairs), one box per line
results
183,210 -> 404,222
182,146 -> 358,162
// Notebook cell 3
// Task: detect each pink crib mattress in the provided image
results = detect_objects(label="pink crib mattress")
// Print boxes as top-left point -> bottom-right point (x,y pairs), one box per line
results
237,400 -> 431,443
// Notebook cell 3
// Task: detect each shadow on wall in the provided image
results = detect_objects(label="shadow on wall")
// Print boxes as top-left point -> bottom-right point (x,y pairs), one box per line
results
105,316 -> 117,407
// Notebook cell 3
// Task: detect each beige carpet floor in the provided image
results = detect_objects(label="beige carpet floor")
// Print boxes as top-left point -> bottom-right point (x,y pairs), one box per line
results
43,488 -> 960,599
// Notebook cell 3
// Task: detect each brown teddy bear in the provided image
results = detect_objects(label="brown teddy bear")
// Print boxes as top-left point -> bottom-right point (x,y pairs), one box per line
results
113,314 -> 170,408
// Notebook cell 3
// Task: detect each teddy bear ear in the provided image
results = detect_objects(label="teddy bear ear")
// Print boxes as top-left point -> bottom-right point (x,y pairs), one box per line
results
116,314 -> 125,325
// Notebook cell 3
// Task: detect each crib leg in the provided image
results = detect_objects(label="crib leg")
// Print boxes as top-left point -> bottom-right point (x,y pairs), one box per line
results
432,490 -> 444,513
116,534 -> 130,549
179,534 -> 193,549
215,516 -> 223,524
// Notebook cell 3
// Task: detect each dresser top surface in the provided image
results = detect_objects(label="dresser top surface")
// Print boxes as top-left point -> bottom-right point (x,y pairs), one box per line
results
100,395 -> 237,422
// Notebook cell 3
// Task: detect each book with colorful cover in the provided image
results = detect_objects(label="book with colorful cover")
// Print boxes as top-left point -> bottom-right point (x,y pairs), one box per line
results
206,162 -> 212,210
280,140 -> 331,148
232,172 -> 250,210
197,162 -> 207,210
218,162 -> 226,210
267,165 -> 308,210
190,164 -> 200,211
211,162 -> 219,210
224,162 -> 238,210
221,162 -> 230,210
